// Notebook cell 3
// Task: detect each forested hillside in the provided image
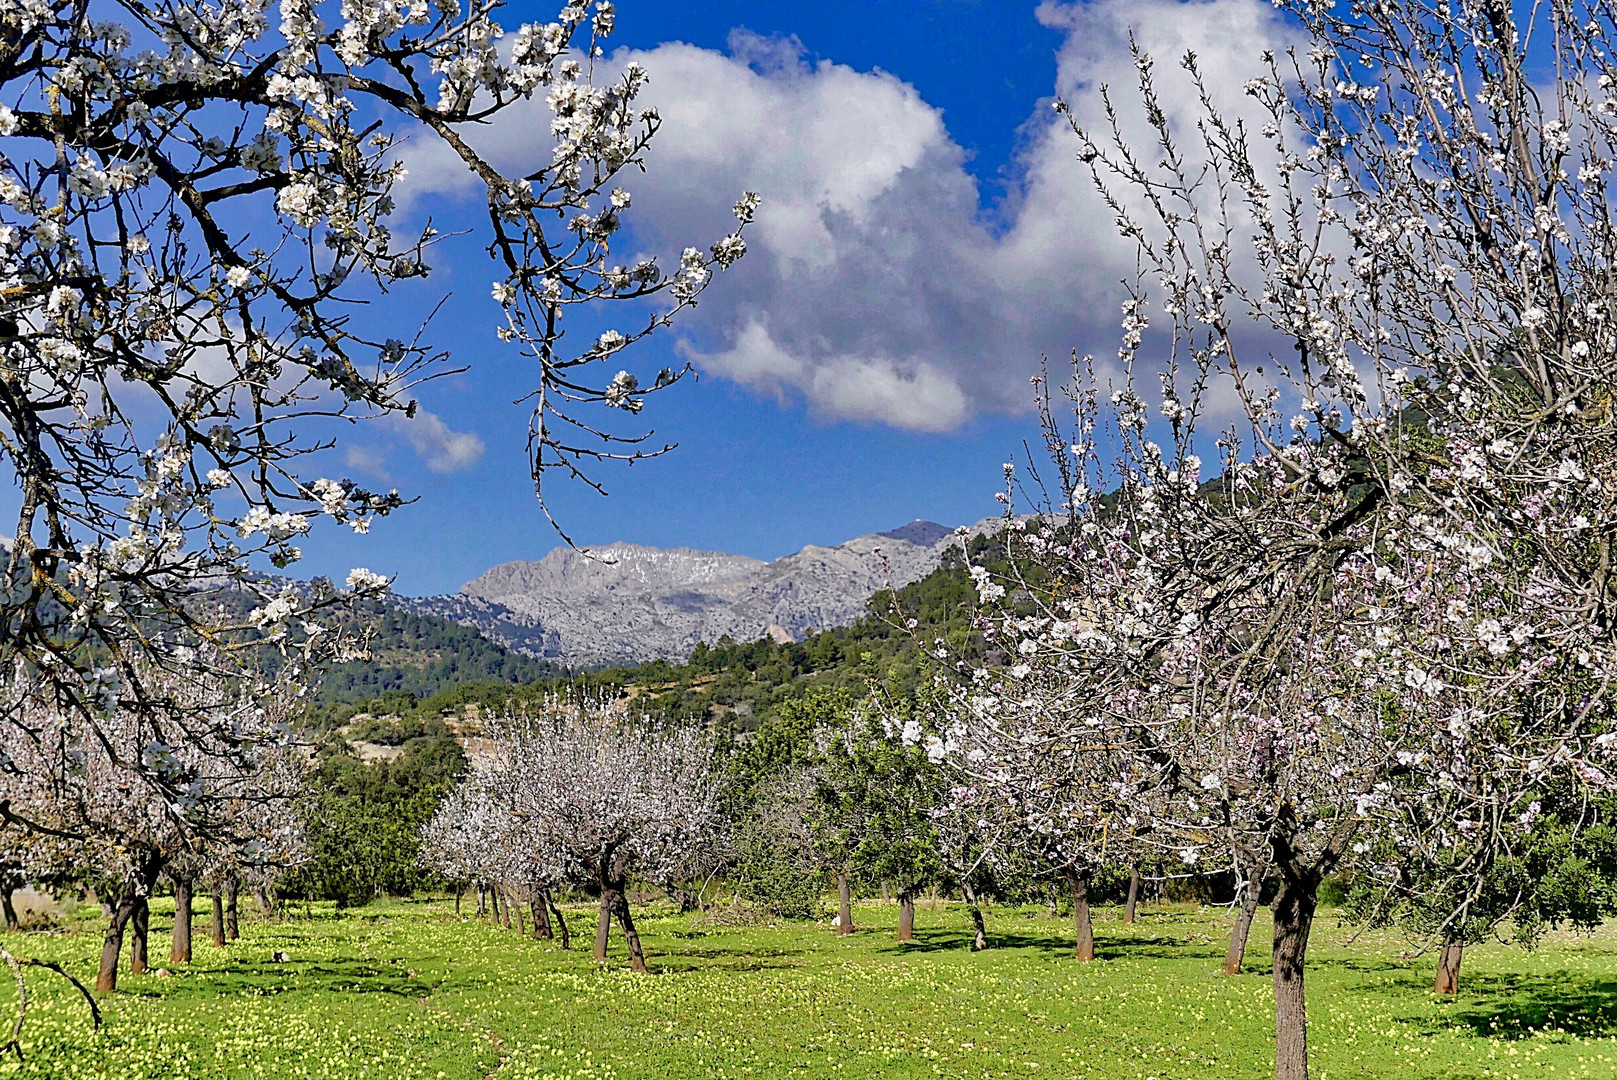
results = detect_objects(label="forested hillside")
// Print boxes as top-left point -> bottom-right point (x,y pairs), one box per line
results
309,533 -> 998,735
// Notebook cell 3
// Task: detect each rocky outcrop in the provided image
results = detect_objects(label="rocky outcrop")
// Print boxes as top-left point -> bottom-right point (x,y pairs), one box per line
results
395,518 -> 994,667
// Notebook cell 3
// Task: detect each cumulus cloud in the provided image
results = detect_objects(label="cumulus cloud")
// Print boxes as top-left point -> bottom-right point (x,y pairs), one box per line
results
399,0 -> 1300,431
380,409 -> 487,473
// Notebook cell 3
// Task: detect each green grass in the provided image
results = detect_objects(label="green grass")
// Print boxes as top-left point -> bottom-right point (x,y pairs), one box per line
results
5,897 -> 1617,1079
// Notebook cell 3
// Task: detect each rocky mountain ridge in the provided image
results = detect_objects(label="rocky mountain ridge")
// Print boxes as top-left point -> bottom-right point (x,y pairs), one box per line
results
397,518 -> 999,667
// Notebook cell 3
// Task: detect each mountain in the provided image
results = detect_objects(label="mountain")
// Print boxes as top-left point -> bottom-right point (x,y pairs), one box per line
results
397,518 -> 988,667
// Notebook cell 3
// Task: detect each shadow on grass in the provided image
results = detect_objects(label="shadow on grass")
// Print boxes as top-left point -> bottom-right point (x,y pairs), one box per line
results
1419,972 -> 1617,1040
149,957 -> 432,998
853,928 -> 1213,962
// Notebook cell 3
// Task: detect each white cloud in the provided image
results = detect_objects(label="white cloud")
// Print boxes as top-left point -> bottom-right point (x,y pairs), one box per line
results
343,444 -> 391,481
381,408 -> 486,473
399,0 -> 1300,431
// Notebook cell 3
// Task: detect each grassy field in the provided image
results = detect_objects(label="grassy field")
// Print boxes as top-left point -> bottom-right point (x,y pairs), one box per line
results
3,897 -> 1617,1080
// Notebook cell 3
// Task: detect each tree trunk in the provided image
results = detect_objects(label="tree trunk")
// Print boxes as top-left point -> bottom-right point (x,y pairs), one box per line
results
881,880 -> 890,903
963,882 -> 987,951
96,886 -> 139,993
1271,876 -> 1319,1080
502,888 -> 513,930
1435,938 -> 1464,996
225,879 -> 239,941
837,872 -> 854,936
1,885 -> 17,932
255,885 -> 272,914
476,885 -> 485,917
1225,867 -> 1262,976
516,892 -> 526,936
454,889 -> 462,916
1068,869 -> 1094,961
1124,867 -> 1140,925
171,877 -> 193,963
897,892 -> 915,942
594,888 -> 613,961
548,894 -> 571,950
611,878 -> 647,972
211,883 -> 225,947
531,890 -> 553,940
129,896 -> 150,974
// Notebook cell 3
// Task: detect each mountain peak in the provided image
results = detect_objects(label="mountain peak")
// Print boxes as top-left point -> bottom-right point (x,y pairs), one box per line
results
876,520 -> 953,547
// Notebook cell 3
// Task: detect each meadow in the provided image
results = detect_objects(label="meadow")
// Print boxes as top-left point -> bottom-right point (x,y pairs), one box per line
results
4,898 -> 1617,1080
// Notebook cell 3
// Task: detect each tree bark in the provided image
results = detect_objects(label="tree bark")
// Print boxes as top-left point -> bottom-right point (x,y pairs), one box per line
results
476,885 -> 485,917
211,883 -> 225,947
454,889 -> 462,916
1068,869 -> 1094,961
502,888 -> 513,930
225,879 -> 239,941
963,882 -> 987,951
1435,938 -> 1464,995
516,891 -> 526,936
837,872 -> 854,936
594,887 -> 613,961
96,886 -> 140,993
1225,867 -> 1263,976
547,894 -> 571,950
897,892 -> 915,942
611,878 -> 647,973
531,890 -> 553,939
1124,866 -> 1140,925
1272,876 -> 1319,1080
1,885 -> 17,932
129,896 -> 150,974
881,880 -> 890,903
171,877 -> 193,963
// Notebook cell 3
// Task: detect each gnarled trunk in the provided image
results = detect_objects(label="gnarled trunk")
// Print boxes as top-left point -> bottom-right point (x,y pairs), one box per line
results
210,883 -> 225,947
1067,868 -> 1094,961
1435,938 -> 1463,995
594,880 -> 613,961
548,894 -> 571,950
1124,867 -> 1140,925
225,878 -> 239,941
1225,867 -> 1262,976
171,877 -> 193,963
897,892 -> 915,941
1,885 -> 17,932
611,877 -> 647,972
963,882 -> 987,951
1271,876 -> 1319,1080
531,889 -> 553,940
96,886 -> 139,993
129,896 -> 150,973
837,872 -> 854,936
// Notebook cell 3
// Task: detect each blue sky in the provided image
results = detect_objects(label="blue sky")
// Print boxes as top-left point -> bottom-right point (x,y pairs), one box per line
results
290,0 -> 1295,596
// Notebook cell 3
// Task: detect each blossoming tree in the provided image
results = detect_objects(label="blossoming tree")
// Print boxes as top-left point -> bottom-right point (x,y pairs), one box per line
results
935,0 -> 1617,1071
425,698 -> 720,972
0,0 -> 754,809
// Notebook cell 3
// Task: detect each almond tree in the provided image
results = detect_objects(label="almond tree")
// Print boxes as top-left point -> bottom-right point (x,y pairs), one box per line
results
0,662 -> 306,992
0,0 -> 754,812
930,339 -> 1617,1080
428,699 -> 719,971
962,0 -> 1617,1074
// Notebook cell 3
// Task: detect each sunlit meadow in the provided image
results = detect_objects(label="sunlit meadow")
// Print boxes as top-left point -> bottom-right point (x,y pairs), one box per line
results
5,899 -> 1617,1079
